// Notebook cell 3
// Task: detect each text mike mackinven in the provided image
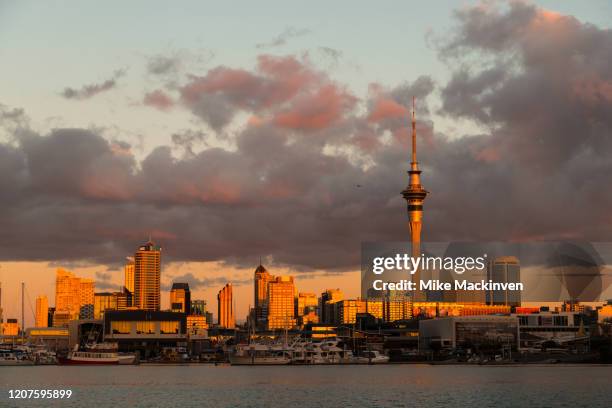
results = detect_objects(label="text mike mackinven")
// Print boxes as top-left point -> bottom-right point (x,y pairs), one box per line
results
370,254 -> 524,292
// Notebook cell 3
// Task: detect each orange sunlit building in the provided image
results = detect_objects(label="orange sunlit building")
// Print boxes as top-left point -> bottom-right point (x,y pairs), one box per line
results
217,283 -> 235,329
267,276 -> 296,330
54,268 -> 95,323
35,295 -> 49,327
134,239 -> 161,311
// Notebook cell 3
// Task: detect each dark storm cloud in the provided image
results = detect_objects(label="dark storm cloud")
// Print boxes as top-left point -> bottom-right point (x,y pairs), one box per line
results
161,273 -> 251,291
1,2 -> 611,273
61,69 -> 126,100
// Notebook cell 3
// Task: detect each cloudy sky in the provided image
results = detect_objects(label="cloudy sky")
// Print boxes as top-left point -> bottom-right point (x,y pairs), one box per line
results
1,1 -> 611,324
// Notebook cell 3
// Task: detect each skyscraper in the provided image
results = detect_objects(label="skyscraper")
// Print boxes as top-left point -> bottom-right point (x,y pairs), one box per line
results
35,295 -> 48,327
55,268 -> 95,322
487,256 -> 521,307
254,263 -> 273,330
217,283 -> 235,328
401,97 -> 428,302
170,282 -> 191,314
124,256 -> 135,295
134,239 -> 161,311
267,276 -> 296,330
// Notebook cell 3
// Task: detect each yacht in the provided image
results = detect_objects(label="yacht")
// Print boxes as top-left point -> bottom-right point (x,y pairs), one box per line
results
353,350 -> 390,364
229,343 -> 292,365
291,337 -> 354,364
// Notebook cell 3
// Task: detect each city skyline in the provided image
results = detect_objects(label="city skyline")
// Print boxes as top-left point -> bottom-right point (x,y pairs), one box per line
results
2,1 -> 612,325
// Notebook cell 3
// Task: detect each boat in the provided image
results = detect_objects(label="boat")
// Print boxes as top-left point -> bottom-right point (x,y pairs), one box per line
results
353,350 -> 390,364
58,342 -> 138,365
229,343 -> 292,365
0,349 -> 35,366
291,337 -> 354,364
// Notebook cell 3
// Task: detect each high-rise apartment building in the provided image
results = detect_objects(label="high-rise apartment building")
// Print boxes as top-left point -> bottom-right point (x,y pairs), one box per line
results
170,282 -> 191,314
134,240 -> 161,311
267,276 -> 296,330
217,283 -> 235,328
35,295 -> 49,327
254,263 -> 273,330
54,268 -> 94,323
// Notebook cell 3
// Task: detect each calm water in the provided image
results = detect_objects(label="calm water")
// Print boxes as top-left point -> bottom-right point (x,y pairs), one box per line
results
1,365 -> 611,407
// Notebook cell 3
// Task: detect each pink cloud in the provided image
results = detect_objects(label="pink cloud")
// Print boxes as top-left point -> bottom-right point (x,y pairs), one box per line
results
274,84 -> 357,130
367,97 -> 408,122
143,90 -> 174,111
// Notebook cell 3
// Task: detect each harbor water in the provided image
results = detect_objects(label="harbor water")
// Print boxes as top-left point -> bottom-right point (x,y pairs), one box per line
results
1,364 -> 611,407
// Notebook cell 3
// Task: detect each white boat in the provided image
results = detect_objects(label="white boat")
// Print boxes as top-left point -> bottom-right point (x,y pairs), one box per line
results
0,349 -> 34,366
229,343 -> 292,365
353,350 -> 390,364
59,343 -> 138,365
291,337 -> 354,364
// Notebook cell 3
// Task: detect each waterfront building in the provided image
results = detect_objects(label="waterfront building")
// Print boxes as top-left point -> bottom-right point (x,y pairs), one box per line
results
514,310 -> 588,350
134,239 -> 161,311
55,268 -> 95,323
320,289 -> 343,324
486,256 -> 521,307
170,282 -> 191,314
2,318 -> 19,336
267,276 -> 296,330
26,327 -> 69,351
419,315 -> 519,351
187,314 -> 208,334
103,310 -> 187,356
254,263 -> 273,330
124,257 -> 135,298
401,98 -> 428,302
217,283 -> 235,329
35,295 -> 49,327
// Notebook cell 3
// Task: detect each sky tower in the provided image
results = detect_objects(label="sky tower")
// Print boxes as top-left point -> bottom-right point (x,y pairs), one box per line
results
401,97 -> 428,301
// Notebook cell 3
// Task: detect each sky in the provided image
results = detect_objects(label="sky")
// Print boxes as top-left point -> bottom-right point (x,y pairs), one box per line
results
1,1 -> 612,325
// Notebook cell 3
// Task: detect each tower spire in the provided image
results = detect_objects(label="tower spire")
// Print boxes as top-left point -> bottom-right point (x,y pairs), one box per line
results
411,96 -> 417,166
401,96 -> 429,302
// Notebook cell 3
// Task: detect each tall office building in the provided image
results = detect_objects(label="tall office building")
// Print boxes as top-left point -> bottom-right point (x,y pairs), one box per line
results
124,257 -> 135,295
55,269 -> 95,322
35,295 -> 49,327
401,98 -> 428,302
217,284 -> 235,328
134,239 -> 161,311
47,307 -> 55,327
191,299 -> 207,316
487,256 -> 521,307
320,288 -> 343,324
254,263 -> 273,329
170,282 -> 191,314
267,276 -> 296,330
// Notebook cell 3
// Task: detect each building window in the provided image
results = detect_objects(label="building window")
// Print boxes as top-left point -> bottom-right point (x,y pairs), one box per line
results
136,321 -> 155,334
160,321 -> 179,334
111,321 -> 131,334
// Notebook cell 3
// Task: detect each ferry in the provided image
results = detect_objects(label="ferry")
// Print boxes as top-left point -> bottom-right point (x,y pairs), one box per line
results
58,343 -> 138,365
